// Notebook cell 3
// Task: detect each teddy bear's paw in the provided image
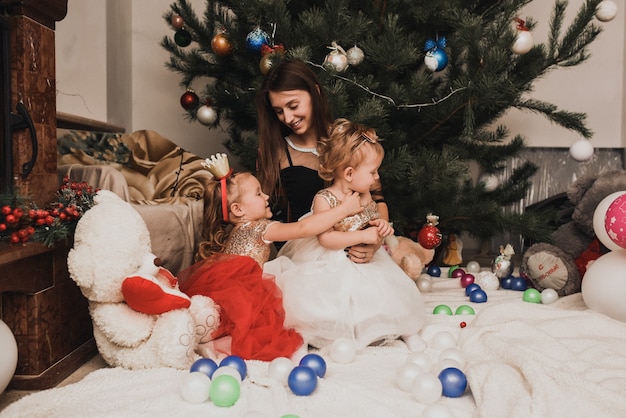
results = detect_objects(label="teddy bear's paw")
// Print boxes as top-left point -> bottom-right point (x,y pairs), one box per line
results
90,302 -> 155,347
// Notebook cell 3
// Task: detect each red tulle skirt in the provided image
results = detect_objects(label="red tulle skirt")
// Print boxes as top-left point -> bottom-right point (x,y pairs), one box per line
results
178,253 -> 303,361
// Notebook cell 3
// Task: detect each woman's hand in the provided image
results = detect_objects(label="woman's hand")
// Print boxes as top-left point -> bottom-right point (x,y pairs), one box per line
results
345,233 -> 383,264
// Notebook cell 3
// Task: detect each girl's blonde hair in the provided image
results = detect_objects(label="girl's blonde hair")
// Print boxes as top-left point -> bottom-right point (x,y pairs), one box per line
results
317,118 -> 384,182
196,171 -> 252,260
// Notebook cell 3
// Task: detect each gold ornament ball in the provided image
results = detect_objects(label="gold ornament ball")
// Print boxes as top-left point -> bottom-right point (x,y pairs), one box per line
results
259,53 -> 283,75
171,15 -> 184,30
211,33 -> 233,56
197,104 -> 218,125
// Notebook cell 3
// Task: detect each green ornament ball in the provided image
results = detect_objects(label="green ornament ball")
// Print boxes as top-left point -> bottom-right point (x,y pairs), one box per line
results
174,28 -> 192,47
522,288 -> 542,304
455,305 -> 475,315
433,304 -> 453,315
209,375 -> 240,407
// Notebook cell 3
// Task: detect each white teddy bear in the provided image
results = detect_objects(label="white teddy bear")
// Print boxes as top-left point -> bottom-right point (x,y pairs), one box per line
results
67,190 -> 220,369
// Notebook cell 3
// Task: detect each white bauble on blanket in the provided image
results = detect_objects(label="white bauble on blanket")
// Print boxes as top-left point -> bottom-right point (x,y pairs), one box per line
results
0,320 -> 18,394
581,250 -> 626,322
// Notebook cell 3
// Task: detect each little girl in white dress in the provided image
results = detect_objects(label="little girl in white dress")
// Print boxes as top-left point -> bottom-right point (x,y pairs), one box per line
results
264,119 -> 426,351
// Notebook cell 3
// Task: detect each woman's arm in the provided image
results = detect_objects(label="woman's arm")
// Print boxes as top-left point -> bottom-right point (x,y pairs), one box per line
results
263,191 -> 362,242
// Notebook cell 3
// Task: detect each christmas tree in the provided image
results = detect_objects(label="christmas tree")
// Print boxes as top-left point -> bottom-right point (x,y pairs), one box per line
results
161,0 -> 609,250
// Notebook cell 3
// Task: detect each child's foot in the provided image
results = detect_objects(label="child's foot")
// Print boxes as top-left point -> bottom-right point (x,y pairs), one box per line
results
402,334 -> 426,352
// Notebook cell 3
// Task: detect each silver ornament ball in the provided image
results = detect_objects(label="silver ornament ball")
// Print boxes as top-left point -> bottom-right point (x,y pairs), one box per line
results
346,46 -> 364,65
197,104 -> 217,125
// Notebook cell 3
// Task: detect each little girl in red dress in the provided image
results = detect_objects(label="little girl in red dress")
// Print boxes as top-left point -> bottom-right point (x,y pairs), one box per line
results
178,153 -> 361,361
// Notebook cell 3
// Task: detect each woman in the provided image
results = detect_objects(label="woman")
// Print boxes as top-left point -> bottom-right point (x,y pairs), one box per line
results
255,59 -> 388,263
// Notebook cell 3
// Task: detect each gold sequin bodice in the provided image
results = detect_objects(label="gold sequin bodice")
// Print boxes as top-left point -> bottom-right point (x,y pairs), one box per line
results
317,189 -> 379,232
224,219 -> 276,266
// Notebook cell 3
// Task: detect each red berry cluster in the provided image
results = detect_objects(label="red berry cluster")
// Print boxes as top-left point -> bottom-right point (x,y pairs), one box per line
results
0,177 -> 98,246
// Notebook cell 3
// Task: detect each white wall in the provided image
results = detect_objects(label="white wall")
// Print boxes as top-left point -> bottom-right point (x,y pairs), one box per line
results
56,0 -> 626,157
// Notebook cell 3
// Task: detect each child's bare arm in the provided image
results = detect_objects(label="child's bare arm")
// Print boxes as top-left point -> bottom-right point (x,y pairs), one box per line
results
263,192 -> 362,242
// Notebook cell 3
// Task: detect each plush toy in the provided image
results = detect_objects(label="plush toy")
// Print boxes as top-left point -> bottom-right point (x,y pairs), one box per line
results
384,235 -> 435,281
68,190 -> 220,369
519,170 -> 626,296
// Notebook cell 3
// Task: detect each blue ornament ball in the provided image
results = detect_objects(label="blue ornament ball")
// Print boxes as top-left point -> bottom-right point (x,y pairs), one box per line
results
219,355 -> 247,380
469,288 -> 487,303
465,283 -> 481,297
427,265 -> 442,277
299,353 -> 327,378
501,276 -> 514,289
288,366 -> 318,396
425,48 -> 448,72
510,277 -> 528,292
438,367 -> 467,398
246,28 -> 269,54
190,357 -> 218,378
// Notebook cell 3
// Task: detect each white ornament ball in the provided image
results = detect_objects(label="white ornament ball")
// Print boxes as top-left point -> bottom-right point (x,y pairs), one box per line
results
180,371 -> 212,404
480,173 -> 499,192
406,351 -> 433,372
346,46 -> 364,65
541,288 -> 559,305
212,365 -> 242,382
324,52 -> 349,72
411,372 -> 442,405
438,347 -> 466,370
475,271 -> 500,290
429,331 -> 457,350
268,357 -> 294,385
417,275 -> 433,293
330,337 -> 357,363
197,104 -> 218,126
511,30 -> 533,54
396,362 -> 424,392
592,192 -> 626,252
596,0 -> 618,22
569,139 -> 594,162
582,251 -> 626,322
465,260 -> 481,273
0,320 -> 18,394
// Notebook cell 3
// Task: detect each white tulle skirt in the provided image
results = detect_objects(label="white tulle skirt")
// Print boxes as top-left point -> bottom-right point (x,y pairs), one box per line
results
264,236 -> 426,349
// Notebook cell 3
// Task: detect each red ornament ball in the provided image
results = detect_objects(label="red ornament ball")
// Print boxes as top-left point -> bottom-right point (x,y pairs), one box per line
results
180,90 -> 199,110
171,15 -> 184,30
460,322 -> 467,328
418,225 -> 442,249
211,33 -> 233,56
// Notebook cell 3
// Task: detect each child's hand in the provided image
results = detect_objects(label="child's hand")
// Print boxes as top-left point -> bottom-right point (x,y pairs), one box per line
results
369,219 -> 394,237
361,226 -> 384,244
340,191 -> 363,215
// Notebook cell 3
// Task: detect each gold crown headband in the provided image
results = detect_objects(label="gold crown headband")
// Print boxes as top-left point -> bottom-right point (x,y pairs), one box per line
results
202,153 -> 233,222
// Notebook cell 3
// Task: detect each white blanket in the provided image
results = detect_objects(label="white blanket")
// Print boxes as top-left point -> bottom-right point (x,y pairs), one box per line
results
4,277 -> 626,418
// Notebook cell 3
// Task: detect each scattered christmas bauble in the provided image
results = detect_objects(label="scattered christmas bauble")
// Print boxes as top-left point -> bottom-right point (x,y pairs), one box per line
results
396,362 -> 423,392
174,28 -> 192,47
416,275 -> 433,293
511,30 -> 533,54
210,374 -> 241,407
246,28 -> 269,54
475,271 -> 500,291
197,104 -> 218,125
439,347 -> 466,370
455,305 -> 475,315
438,367 -> 467,398
522,288 -> 542,304
330,338 -> 357,363
469,288 -> 487,303
465,260 -> 481,273
180,371 -> 211,404
0,320 -> 17,394
430,331 -> 457,350
424,48 -> 448,72
288,366 -> 318,396
268,357 -> 294,385
299,354 -> 326,378
219,355 -> 247,380
582,251 -> 626,322
465,283 -> 481,297
541,288 -> 559,305
211,33 -> 233,56
346,45 -> 365,65
180,90 -> 199,110
213,365 -> 242,382
427,264 -> 441,277
501,276 -> 514,289
324,50 -> 349,72
171,15 -> 184,30
459,273 -> 475,288
604,193 -> 626,249
190,357 -> 218,378
596,0 -> 618,22
433,304 -> 453,315
510,276 -> 528,291
450,268 -> 465,279
418,225 -> 442,249
412,372 -> 442,404
569,139 -> 594,162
